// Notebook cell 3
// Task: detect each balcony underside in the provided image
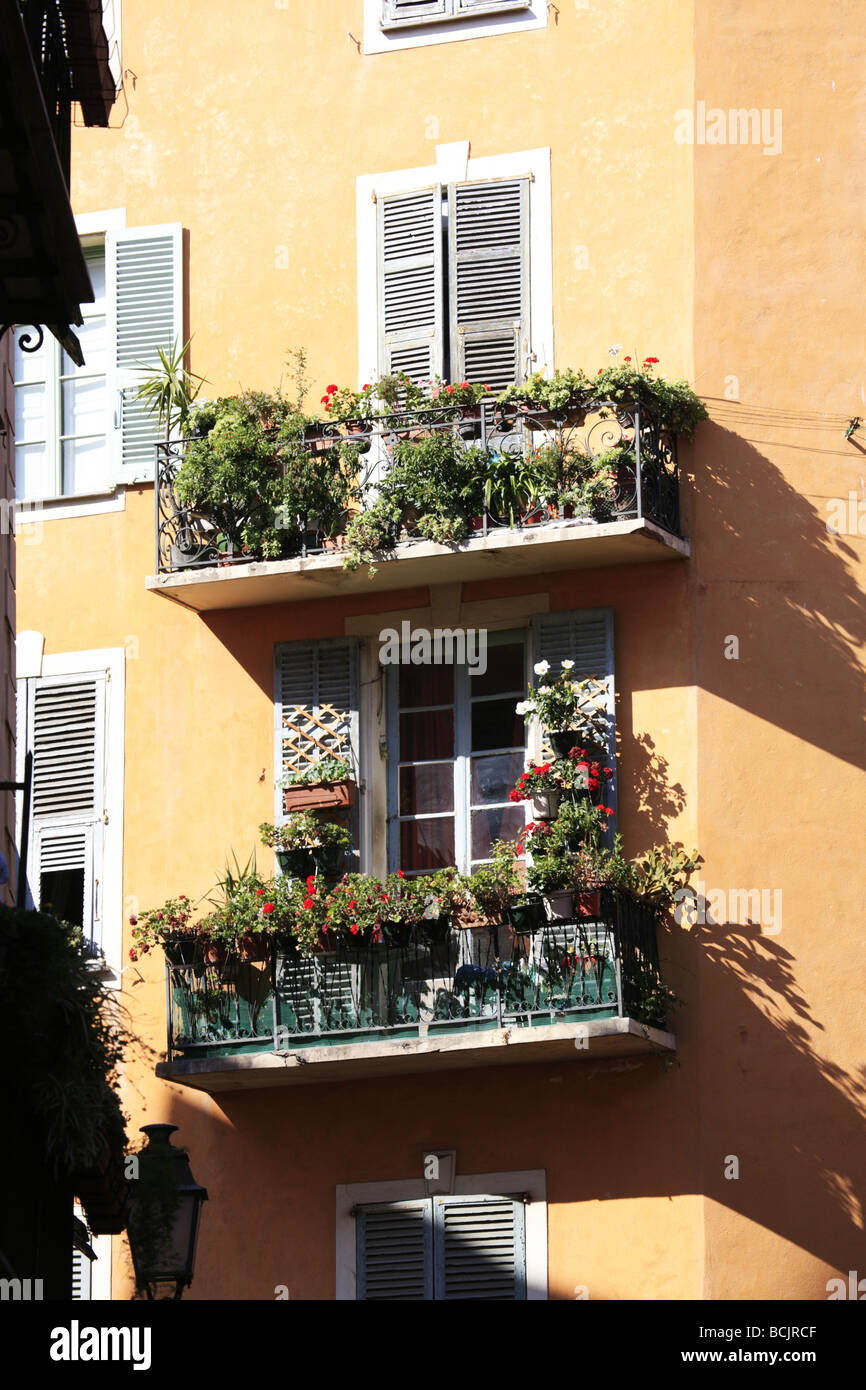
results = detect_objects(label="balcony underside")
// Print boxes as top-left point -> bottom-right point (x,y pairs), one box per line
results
146,518 -> 689,613
156,1016 -> 676,1092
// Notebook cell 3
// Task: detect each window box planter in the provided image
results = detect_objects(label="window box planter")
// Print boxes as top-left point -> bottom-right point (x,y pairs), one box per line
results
282,780 -> 356,813
382,920 -> 415,948
544,890 -> 575,922
163,935 -> 200,967
312,841 -> 349,879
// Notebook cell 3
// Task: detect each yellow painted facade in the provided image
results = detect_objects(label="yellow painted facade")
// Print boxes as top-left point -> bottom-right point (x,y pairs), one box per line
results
14,1 -> 866,1299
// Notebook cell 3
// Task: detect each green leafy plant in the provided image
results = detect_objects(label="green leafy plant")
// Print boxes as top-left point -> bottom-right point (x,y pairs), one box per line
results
281,756 -> 354,788
260,815 -> 350,851
134,335 -> 207,441
625,845 -> 702,904
462,840 -> 522,922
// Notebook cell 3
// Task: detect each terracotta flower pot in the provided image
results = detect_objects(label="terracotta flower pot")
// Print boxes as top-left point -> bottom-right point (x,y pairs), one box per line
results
282,780 -> 356,813
575,890 -> 602,918
239,932 -> 270,962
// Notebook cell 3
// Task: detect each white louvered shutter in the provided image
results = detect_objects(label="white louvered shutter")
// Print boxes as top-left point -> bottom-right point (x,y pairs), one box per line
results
26,674 -> 106,949
106,224 -> 183,483
448,178 -> 529,390
274,638 -> 359,810
456,0 -> 531,11
356,1202 -> 433,1300
532,607 -> 617,824
377,188 -> 444,385
434,1195 -> 526,1299
381,0 -> 448,28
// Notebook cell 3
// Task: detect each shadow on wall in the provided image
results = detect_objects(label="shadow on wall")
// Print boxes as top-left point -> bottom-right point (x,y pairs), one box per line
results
688,415 -> 866,769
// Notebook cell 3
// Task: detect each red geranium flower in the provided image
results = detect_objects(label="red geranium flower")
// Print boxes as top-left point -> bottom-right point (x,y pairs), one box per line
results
509,789 -> 520,803
303,897 -> 315,910
326,384 -> 338,394
263,902 -> 275,914
256,888 -> 265,896
624,356 -> 632,363
397,870 -> 404,878
348,899 -> 356,910
350,924 -> 359,935
306,875 -> 316,890
446,385 -> 454,394
603,806 -> 614,816
129,948 -> 138,962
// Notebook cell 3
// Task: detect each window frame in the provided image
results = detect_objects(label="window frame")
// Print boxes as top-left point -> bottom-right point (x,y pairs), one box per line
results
16,646 -> 125,983
336,1169 -> 547,1300
357,147 -> 553,393
386,627 -> 529,875
364,0 -> 546,54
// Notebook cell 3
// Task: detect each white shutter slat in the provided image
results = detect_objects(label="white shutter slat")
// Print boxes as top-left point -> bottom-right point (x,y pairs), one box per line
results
436,1196 -> 526,1299
357,1203 -> 432,1300
275,639 -> 359,789
381,0 -> 448,28
378,188 -> 444,384
33,682 -> 99,817
449,179 -> 529,390
457,0 -> 531,13
108,224 -> 183,483
532,608 -> 617,825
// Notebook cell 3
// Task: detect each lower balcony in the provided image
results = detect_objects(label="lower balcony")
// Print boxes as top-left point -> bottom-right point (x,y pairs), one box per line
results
156,891 -> 675,1092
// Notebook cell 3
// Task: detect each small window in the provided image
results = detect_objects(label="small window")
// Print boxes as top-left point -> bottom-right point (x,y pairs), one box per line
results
356,1194 -> 526,1299
381,0 -> 531,31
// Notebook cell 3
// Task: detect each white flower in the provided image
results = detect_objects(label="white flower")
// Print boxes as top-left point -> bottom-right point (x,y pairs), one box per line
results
538,685 -> 551,695
561,659 -> 575,671
515,701 -> 529,716
608,344 -> 622,357
534,660 -> 550,676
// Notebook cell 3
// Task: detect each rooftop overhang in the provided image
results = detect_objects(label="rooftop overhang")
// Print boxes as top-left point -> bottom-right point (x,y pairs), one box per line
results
147,518 -> 690,613
0,0 -> 115,345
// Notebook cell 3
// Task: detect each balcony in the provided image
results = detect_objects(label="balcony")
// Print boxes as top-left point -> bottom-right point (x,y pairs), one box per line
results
147,399 -> 688,613
155,889 -> 675,1092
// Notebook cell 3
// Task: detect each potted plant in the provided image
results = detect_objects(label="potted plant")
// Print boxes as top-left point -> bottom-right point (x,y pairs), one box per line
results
324,873 -> 388,948
508,760 -> 563,821
260,815 -> 351,879
281,755 -> 356,813
516,660 -> 613,761
461,840 -> 521,927
419,867 -> 461,943
131,895 -> 197,966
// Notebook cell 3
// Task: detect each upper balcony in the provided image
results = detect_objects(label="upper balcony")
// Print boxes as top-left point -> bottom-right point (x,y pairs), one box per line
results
146,397 -> 689,613
155,889 -> 675,1093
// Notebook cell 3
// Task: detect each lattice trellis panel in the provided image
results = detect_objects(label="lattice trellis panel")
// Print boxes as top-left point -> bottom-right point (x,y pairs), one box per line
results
275,639 -> 359,783
539,674 -> 612,758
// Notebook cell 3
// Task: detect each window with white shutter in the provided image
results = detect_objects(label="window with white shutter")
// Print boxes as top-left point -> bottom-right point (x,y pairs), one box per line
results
381,0 -> 530,28
376,177 -> 530,389
274,637 -> 360,818
14,220 -> 183,497
107,223 -> 183,483
531,608 -> 617,826
356,1195 -> 526,1299
449,178 -> 529,389
21,672 -> 107,955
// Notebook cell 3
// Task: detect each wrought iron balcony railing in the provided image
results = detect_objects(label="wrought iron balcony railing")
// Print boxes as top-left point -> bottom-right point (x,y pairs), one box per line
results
154,398 -> 681,577
163,889 -> 667,1065
20,0 -> 73,186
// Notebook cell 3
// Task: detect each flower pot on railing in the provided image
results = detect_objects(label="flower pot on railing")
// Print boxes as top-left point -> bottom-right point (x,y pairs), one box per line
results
549,730 -> 580,759
163,935 -> 199,967
529,790 -> 560,821
312,842 -> 348,879
201,939 -> 227,967
282,780 -> 356,814
575,889 -> 602,918
382,919 -> 414,948
239,932 -> 271,962
276,846 -> 317,879
345,421 -> 372,454
507,896 -> 547,935
421,914 -> 451,945
544,890 -> 575,922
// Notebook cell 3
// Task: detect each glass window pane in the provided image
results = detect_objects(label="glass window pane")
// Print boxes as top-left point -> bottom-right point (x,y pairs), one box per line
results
471,807 -> 526,863
14,383 -> 46,442
400,762 -> 454,816
16,442 -> 50,499
400,817 -> 454,873
470,641 -> 525,697
84,254 -> 106,314
471,751 -> 524,806
62,376 -> 106,437
400,709 -> 454,762
62,437 -> 106,495
63,316 -> 106,375
471,699 -> 524,753
399,662 -> 453,709
14,333 -> 47,383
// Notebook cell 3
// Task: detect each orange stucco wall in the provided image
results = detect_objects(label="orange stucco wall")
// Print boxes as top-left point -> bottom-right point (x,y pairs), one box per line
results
14,0 -> 866,1299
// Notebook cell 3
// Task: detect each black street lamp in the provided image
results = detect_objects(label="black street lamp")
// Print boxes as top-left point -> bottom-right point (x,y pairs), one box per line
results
127,1124 -> 208,1301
